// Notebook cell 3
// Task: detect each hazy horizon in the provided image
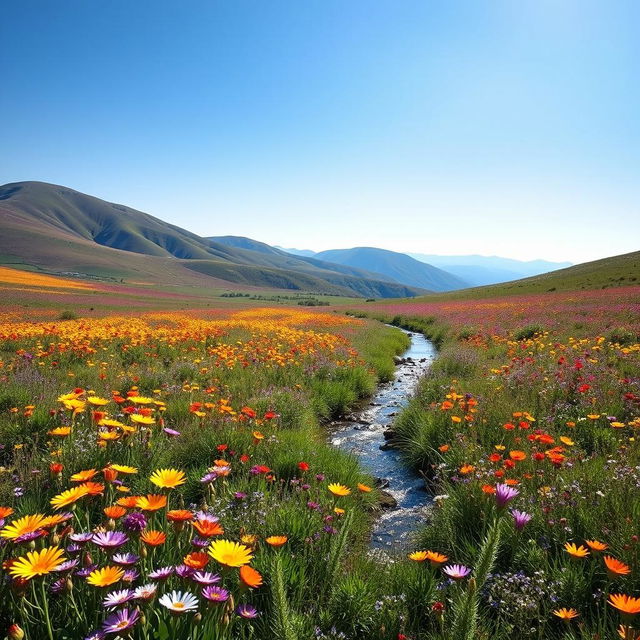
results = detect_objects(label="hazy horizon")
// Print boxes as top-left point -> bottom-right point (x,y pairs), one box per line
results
2,1 -> 638,264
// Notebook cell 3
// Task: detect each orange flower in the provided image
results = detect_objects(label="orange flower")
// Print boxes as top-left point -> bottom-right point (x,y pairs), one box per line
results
586,539 -> 609,552
509,450 -> 526,461
357,483 -> 372,493
438,444 -> 450,453
79,481 -> 105,496
553,608 -> 579,621
70,469 -> 98,483
425,551 -> 448,567
481,484 -> 496,495
609,594 -> 640,618
135,494 -> 167,511
116,496 -> 140,509
183,552 -> 209,569
193,520 -> 225,537
605,556 -> 632,578
239,565 -> 263,588
104,506 -> 127,519
86,566 -> 124,587
265,536 -> 288,547
141,530 -> 166,546
459,464 -> 475,475
167,510 -> 193,522
0,506 -> 14,519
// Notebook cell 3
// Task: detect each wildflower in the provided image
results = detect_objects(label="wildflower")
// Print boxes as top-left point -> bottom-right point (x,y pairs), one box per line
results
265,535 -> 288,547
159,590 -> 199,614
565,543 -> 590,559
183,552 -> 209,569
87,566 -> 125,587
408,551 -> 429,562
605,556 -> 632,578
135,494 -> 167,512
459,464 -> 475,474
328,483 -> 350,497
102,608 -> 140,635
110,464 -> 138,475
92,532 -> 129,549
134,583 -> 157,601
193,520 -> 224,537
141,530 -> 166,546
103,506 -> 127,519
586,539 -> 608,552
50,485 -> 90,510
357,483 -> 372,492
425,551 -> 448,566
192,571 -> 220,585
9,546 -> 65,580
493,483 -> 519,509
298,462 -> 310,472
509,450 -> 527,461
553,608 -> 579,620
71,469 -> 98,483
1,514 -> 47,540
150,468 -> 186,489
442,564 -> 471,580
239,565 -> 263,588
103,589 -> 134,608
236,604 -> 259,619
208,539 -> 253,567
7,624 -> 25,640
149,566 -> 174,580
609,594 -> 640,619
511,510 -> 533,531
167,509 -> 193,523
112,553 -> 139,566
202,585 -> 229,603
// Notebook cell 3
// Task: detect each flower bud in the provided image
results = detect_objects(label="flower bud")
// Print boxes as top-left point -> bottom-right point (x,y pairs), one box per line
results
7,624 -> 25,640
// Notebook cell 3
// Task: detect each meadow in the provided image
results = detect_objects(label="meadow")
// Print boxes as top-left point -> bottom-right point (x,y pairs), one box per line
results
0,278 -> 639,639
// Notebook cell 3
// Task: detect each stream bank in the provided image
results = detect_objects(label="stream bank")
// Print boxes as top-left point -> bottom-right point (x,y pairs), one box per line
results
329,330 -> 436,552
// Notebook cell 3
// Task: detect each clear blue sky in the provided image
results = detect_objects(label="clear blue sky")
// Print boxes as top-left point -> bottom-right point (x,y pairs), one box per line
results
1,0 -> 638,263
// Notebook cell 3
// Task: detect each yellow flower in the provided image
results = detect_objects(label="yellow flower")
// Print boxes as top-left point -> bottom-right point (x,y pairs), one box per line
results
408,550 -> 429,562
328,483 -> 351,497
86,566 -> 124,587
110,464 -> 138,474
9,546 -> 65,580
208,539 -> 254,567
127,396 -> 155,404
565,542 -> 590,559
47,427 -> 71,437
559,437 -> 575,446
150,468 -> 186,489
1,514 -> 48,540
87,396 -> 110,406
130,414 -> 155,425
50,485 -> 90,510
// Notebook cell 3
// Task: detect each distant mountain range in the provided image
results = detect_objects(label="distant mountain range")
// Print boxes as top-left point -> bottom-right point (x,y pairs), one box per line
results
278,248 -> 571,287
0,180 -> 577,297
0,182 -> 423,297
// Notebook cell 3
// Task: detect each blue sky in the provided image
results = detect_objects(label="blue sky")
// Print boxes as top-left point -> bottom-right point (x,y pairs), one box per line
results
1,0 -> 638,263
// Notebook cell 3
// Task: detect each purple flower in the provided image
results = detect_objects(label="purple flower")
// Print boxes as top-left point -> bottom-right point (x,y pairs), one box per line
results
510,509 -> 533,531
50,577 -> 67,594
200,472 -> 217,484
163,428 -> 181,437
15,530 -> 47,543
103,589 -> 134,608
236,603 -> 259,619
67,543 -> 82,554
307,501 -> 320,511
495,483 -> 519,509
102,608 -> 140,635
84,632 -> 106,640
175,564 -> 194,579
76,564 -> 98,578
112,553 -> 139,566
122,568 -> 139,583
192,571 -> 220,585
122,511 -> 147,532
234,492 -> 247,500
70,532 -> 94,544
442,564 -> 472,580
149,566 -> 175,580
191,536 -> 209,548
54,559 -> 80,573
93,531 -> 129,549
202,585 -> 229,603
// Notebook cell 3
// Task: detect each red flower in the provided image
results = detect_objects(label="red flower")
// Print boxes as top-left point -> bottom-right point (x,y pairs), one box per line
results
298,462 -> 310,472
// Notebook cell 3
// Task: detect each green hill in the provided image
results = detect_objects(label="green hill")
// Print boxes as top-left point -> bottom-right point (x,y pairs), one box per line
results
0,181 -> 424,298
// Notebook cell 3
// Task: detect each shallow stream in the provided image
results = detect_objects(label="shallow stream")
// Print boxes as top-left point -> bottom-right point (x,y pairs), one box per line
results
330,330 -> 437,552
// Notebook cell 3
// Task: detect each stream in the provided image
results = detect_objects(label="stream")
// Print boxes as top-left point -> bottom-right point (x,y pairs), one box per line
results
329,330 -> 437,553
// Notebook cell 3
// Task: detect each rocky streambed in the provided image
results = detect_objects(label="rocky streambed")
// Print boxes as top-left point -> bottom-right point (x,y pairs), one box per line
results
329,330 -> 437,552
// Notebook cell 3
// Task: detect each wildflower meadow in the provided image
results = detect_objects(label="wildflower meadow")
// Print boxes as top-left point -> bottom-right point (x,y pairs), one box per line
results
0,285 -> 639,639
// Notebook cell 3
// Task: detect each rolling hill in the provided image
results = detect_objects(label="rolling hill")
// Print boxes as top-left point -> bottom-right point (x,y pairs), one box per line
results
0,181 -> 424,298
314,247 -> 469,292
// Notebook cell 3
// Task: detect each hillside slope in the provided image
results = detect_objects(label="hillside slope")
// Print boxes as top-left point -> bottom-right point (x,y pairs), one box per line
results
0,182 -> 423,297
